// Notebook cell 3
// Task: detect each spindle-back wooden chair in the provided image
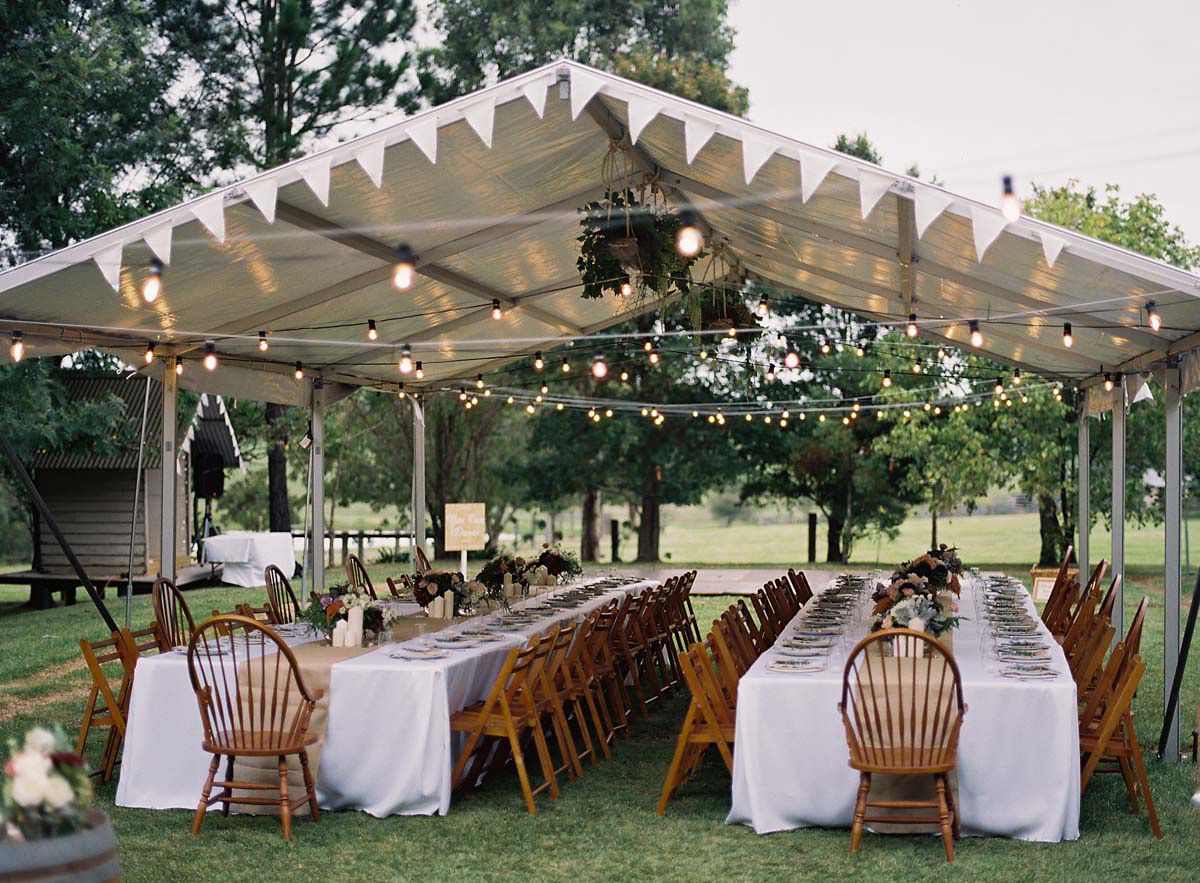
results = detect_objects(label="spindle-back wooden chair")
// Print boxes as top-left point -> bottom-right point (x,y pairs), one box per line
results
265,564 -> 302,624
344,553 -> 377,599
152,576 -> 195,651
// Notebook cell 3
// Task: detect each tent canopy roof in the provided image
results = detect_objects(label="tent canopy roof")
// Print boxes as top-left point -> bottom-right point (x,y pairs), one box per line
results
3,60 -> 1199,401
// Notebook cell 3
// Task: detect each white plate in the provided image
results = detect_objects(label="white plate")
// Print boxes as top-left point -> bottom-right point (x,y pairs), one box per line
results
389,650 -> 448,660
769,660 -> 824,673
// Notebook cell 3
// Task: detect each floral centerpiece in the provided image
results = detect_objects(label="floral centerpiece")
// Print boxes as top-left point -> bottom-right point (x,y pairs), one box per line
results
1,726 -> 92,841
870,596 -> 959,640
891,544 -> 965,596
475,554 -> 527,594
412,570 -> 458,608
870,545 -> 964,646
521,544 -> 583,585
299,590 -> 401,642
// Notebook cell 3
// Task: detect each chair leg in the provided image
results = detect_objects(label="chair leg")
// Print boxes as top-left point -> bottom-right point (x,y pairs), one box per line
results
658,704 -> 697,814
278,756 -> 292,841
850,773 -> 870,854
1123,718 -> 1163,839
192,754 -> 220,836
583,685 -> 611,760
1116,754 -> 1141,813
945,776 -> 960,840
530,716 -> 560,799
504,722 -> 537,815
299,749 -> 320,822
572,696 -> 598,765
221,755 -> 235,816
936,774 -> 955,862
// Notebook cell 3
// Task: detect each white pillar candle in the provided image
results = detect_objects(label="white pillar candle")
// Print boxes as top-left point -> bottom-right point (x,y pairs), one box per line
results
347,607 -> 364,647
332,620 -> 347,648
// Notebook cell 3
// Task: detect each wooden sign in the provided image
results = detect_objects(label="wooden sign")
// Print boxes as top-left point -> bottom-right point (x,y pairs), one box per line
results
444,503 -> 486,552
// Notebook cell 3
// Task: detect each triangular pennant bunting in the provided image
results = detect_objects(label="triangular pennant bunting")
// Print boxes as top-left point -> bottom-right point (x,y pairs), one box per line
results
913,189 -> 955,237
298,157 -> 332,206
93,243 -> 123,292
243,176 -> 278,223
626,96 -> 661,145
798,151 -> 837,203
352,139 -> 386,188
1040,231 -> 1067,269
461,97 -> 496,148
970,206 -> 1009,261
684,115 -> 717,164
143,223 -> 173,265
742,135 -> 778,185
857,169 -> 895,220
521,79 -> 549,118
407,116 -> 439,164
569,68 -> 605,120
191,193 -> 226,243
1131,374 -> 1154,404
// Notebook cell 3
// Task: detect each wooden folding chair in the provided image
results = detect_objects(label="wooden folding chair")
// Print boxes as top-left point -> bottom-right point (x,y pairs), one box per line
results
153,576 -> 196,651
734,600 -> 770,656
265,564 -> 302,623
558,610 -> 613,762
751,589 -> 782,643
787,568 -> 814,605
413,544 -> 433,574
535,624 -> 585,781
586,600 -> 631,743
1038,545 -> 1074,627
642,585 -> 681,692
612,592 -> 660,716
344,553 -> 378,599
77,632 -> 135,783
385,572 -> 414,598
657,643 -> 736,814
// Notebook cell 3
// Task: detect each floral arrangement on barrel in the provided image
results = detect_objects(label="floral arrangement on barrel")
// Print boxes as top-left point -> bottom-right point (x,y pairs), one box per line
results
2,726 -> 92,841
299,588 -> 402,642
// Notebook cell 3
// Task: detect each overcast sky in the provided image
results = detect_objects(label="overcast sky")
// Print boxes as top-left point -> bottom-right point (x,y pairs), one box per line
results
728,0 -> 1200,245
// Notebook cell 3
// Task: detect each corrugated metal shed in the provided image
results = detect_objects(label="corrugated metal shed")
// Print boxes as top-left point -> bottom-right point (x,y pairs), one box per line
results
32,374 -> 163,470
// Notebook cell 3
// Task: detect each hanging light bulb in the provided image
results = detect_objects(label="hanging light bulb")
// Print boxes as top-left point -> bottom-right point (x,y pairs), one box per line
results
969,320 -> 983,347
906,314 -> 918,338
458,388 -> 468,401
533,351 -> 544,371
855,344 -> 866,357
820,340 -> 831,355
258,331 -> 269,352
707,415 -> 716,424
994,377 -> 1004,395
781,410 -> 791,420
818,414 -> 826,423
294,361 -> 304,381
1000,175 -> 1020,223
526,404 -> 536,414
756,293 -> 769,318
784,342 -> 800,369
937,347 -> 946,360
675,210 -> 703,257
903,409 -> 911,418
491,299 -> 503,320
913,361 -> 923,374
203,340 -> 217,371
923,402 -> 932,412
506,395 -> 515,405
414,361 -> 424,379
592,353 -> 608,378
1062,322 -> 1073,348
882,369 -> 892,388
1147,301 -> 1162,331
398,383 -> 406,399
9,330 -> 24,363
620,276 -> 634,297
1012,368 -> 1022,385
780,418 -> 788,428
174,357 -> 183,376
933,406 -> 942,416
745,413 -> 753,422
392,244 -> 415,290
765,363 -> 777,382
555,402 -> 564,411
648,346 -> 660,366
698,348 -> 709,361
561,359 -> 571,373
398,344 -> 413,374
643,340 -> 654,352
475,374 -> 485,389
144,343 -> 156,365
1104,373 -> 1115,392
142,258 -> 163,303
619,370 -> 629,382
367,319 -> 378,341
605,409 -> 613,418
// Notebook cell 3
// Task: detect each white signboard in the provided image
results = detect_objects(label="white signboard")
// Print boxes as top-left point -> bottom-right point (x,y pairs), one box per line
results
444,503 -> 486,552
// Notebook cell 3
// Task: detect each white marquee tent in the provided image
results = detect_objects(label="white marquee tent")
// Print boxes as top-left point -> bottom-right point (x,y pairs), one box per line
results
1,60 -> 1197,756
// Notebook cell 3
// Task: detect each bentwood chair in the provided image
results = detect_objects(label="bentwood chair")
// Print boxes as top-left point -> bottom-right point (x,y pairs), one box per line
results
187,615 -> 322,840
265,564 -> 302,624
152,576 -> 196,651
840,629 -> 966,861
344,553 -> 378,599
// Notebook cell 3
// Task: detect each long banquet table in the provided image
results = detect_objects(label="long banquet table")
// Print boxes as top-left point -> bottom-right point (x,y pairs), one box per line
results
727,574 -> 1080,842
116,577 -> 655,816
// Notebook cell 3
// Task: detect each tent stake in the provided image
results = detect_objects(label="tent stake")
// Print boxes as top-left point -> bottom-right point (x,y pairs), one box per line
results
0,427 -> 118,633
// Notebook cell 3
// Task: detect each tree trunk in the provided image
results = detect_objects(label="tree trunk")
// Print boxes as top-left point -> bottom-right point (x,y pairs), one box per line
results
826,512 -> 845,563
636,476 -> 660,562
581,487 -> 601,562
265,403 -> 291,533
1036,493 -> 1063,566
930,510 -> 938,549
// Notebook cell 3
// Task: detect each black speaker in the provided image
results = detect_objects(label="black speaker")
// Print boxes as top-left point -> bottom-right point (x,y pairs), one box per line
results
193,452 -> 225,499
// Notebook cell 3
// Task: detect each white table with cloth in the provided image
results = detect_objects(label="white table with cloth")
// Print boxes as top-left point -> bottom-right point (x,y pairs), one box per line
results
116,577 -> 655,816
201,531 -> 296,587
727,574 -> 1080,842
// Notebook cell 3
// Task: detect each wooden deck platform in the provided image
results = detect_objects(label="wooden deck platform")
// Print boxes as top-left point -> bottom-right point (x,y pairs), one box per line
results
0,563 -> 223,609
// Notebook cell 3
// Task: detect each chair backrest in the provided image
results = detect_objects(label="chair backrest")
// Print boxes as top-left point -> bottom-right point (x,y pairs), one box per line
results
385,573 -> 414,598
1071,616 -> 1115,701
1097,574 -> 1121,621
680,643 -> 735,729
1040,545 -> 1074,620
187,615 -> 318,752
344,554 -> 377,599
706,629 -> 742,703
750,590 -> 779,642
265,564 -> 301,624
413,544 -> 433,574
840,629 -> 965,771
123,624 -> 162,658
722,607 -> 761,666
787,568 -> 814,605
152,577 -> 195,651
734,600 -> 768,655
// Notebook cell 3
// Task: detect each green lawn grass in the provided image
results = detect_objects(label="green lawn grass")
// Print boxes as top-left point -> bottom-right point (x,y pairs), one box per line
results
1,563 -> 1197,881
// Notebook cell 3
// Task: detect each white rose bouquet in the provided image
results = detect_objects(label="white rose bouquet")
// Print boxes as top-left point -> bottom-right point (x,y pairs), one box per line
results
1,726 -> 92,841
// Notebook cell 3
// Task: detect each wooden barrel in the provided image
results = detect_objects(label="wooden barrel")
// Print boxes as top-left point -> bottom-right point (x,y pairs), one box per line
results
0,812 -> 121,882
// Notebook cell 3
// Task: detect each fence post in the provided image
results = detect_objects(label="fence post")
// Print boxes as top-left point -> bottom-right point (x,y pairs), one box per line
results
610,519 -> 620,563
356,531 -> 365,561
808,513 -> 817,563
340,532 -> 349,564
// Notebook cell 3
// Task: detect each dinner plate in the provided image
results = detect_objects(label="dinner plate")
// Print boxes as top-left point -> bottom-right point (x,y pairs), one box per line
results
777,646 -> 826,658
768,660 -> 825,673
389,649 -> 448,660
999,666 -> 1057,680
431,636 -> 481,648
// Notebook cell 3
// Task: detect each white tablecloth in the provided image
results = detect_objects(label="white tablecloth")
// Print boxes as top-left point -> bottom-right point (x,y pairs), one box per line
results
727,575 -> 1080,842
201,531 -> 296,587
116,578 -> 654,816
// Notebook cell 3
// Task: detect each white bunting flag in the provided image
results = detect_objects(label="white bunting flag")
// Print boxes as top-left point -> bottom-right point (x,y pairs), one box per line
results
93,243 -> 123,292
461,97 -> 496,148
1131,374 -> 1154,404
569,68 -> 605,120
857,169 -> 895,220
191,192 -> 226,243
742,135 -> 778,185
798,150 -> 837,203
407,116 -> 439,164
1039,231 -> 1068,269
143,223 -> 173,265
684,115 -> 717,164
298,156 -> 332,206
913,188 -> 955,237
352,139 -> 386,188
626,96 -> 661,145
521,79 -> 548,118
970,206 -> 1009,261
243,176 -> 278,223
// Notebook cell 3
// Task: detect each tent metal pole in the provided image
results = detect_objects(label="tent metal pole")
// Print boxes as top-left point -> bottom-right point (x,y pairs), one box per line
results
1078,410 -> 1089,586
1112,393 -> 1126,641
300,429 -> 311,598
158,363 -> 178,580
412,396 -> 426,572
0,428 -> 117,633
124,374 -> 152,628
311,382 -> 325,592
1162,361 -> 1183,761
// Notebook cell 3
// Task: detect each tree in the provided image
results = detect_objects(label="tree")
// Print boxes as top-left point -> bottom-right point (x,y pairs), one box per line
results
155,0 -> 422,533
